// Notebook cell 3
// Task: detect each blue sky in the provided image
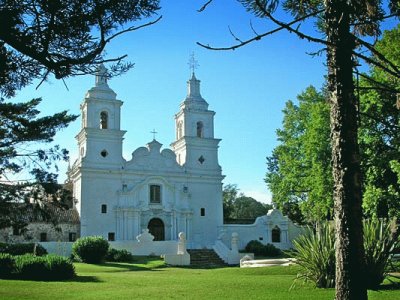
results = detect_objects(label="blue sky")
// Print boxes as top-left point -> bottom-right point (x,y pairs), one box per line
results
12,1 -> 395,203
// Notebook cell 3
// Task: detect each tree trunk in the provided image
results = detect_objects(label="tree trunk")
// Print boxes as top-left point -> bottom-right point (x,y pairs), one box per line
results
325,1 -> 367,299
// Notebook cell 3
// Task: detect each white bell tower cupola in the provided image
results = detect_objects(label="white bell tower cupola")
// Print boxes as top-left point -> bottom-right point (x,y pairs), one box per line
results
171,66 -> 221,174
76,65 -> 126,168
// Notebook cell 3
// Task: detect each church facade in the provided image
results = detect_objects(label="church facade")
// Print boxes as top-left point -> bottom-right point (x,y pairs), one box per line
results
69,66 -> 300,252
69,66 -> 224,249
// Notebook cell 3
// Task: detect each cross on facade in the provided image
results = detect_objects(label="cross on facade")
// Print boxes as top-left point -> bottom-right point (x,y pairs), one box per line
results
151,129 -> 158,140
188,52 -> 199,74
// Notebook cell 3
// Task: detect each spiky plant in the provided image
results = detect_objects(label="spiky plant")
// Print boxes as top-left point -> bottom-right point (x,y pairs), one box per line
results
363,218 -> 399,289
291,222 -> 336,288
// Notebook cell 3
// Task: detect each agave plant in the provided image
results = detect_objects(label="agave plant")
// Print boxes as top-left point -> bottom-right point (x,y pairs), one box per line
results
363,218 -> 399,289
291,222 -> 336,288
292,219 -> 399,289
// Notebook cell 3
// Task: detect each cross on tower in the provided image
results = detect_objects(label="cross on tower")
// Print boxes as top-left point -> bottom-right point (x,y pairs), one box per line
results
150,129 -> 158,140
188,52 -> 199,74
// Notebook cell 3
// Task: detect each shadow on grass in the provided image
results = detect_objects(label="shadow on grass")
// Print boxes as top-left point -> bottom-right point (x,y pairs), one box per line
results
2,275 -> 102,283
69,275 -> 102,283
373,279 -> 400,291
174,264 -> 235,270
96,257 -> 168,273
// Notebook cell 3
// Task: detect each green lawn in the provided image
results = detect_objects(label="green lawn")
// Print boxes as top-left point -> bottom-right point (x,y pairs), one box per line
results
0,257 -> 399,299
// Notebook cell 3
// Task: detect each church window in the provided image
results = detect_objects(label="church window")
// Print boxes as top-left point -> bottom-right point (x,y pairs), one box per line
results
196,121 -> 204,137
82,112 -> 86,128
149,185 -> 161,203
69,232 -> 77,242
100,149 -> 108,157
177,121 -> 183,139
100,111 -> 108,129
272,226 -> 281,243
40,232 -> 47,242
150,184 -> 161,203
101,204 -> 107,213
200,208 -> 205,216
108,232 -> 115,241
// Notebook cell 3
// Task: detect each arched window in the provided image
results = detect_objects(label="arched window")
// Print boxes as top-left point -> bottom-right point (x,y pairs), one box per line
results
100,111 -> 108,129
196,121 -> 203,138
177,121 -> 183,139
272,225 -> 281,243
82,112 -> 86,128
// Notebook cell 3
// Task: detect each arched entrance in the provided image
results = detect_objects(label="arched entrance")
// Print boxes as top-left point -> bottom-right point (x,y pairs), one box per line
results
148,218 -> 165,241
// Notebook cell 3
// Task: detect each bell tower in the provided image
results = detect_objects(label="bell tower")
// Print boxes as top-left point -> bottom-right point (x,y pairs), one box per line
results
171,70 -> 221,174
75,65 -> 126,169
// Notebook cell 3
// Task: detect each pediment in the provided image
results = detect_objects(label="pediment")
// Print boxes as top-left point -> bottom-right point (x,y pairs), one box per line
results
125,143 -> 181,171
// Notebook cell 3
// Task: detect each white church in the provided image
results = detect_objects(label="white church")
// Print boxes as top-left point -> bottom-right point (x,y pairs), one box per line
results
68,65 -> 301,260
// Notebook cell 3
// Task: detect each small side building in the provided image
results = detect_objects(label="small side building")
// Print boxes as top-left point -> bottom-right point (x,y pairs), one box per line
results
0,204 -> 80,244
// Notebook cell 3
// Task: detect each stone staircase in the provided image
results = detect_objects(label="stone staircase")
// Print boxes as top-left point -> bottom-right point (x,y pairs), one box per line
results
187,249 -> 227,267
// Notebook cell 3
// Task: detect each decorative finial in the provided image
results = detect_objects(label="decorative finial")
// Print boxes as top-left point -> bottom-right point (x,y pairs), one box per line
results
188,52 -> 199,75
95,64 -> 108,87
150,129 -> 158,140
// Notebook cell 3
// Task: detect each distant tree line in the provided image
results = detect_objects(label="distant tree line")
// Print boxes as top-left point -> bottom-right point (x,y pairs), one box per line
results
223,184 -> 272,223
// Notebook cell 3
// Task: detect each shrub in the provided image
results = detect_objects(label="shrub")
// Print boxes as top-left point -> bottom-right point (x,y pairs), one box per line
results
45,255 -> 76,280
14,254 -> 75,280
291,223 -> 335,288
14,254 -> 50,280
363,218 -> 399,289
106,248 -> 134,262
0,253 -> 16,278
245,240 -> 264,256
263,243 -> 282,257
3,243 -> 47,256
244,240 -> 282,257
72,236 -> 109,263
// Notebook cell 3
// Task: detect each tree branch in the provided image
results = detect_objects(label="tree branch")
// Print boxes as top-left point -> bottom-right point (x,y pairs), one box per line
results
197,9 -> 326,50
353,51 -> 400,79
354,35 -> 400,77
198,0 -> 214,12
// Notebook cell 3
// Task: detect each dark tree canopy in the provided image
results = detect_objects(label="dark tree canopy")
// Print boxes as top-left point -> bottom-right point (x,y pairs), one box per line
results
0,0 -> 160,98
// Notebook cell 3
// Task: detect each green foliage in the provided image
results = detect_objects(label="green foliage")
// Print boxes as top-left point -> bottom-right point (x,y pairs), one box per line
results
265,86 -> 332,224
359,25 -> 400,220
14,254 -> 49,280
0,253 -> 16,278
363,219 -> 399,289
106,248 -> 134,263
14,254 -> 75,280
44,255 -> 76,280
72,236 -> 110,264
1,243 -> 48,256
291,223 -> 336,288
244,240 -> 282,257
292,219 -> 399,289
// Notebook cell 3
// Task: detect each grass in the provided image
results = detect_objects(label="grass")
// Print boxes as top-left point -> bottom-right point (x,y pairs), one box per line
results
0,257 -> 399,299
